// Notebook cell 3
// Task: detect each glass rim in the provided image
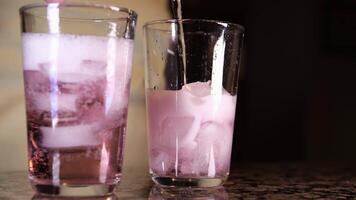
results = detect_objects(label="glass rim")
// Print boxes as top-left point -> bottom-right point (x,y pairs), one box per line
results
19,3 -> 137,22
143,19 -> 245,32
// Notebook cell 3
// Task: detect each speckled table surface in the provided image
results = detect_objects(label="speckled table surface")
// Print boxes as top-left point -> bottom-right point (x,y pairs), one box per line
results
0,163 -> 355,200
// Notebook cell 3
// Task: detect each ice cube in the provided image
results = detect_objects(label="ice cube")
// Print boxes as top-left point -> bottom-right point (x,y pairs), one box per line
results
147,89 -> 201,134
80,60 -> 107,77
38,60 -> 106,83
159,116 -> 200,152
182,81 -> 212,98
215,95 -> 237,124
181,81 -> 237,124
193,122 -> 233,175
31,92 -> 78,112
148,114 -> 202,176
202,94 -> 237,126
40,123 -> 101,148
149,116 -> 201,176
180,82 -> 214,117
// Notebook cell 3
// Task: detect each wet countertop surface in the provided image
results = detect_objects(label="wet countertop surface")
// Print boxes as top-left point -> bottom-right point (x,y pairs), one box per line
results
0,163 -> 355,200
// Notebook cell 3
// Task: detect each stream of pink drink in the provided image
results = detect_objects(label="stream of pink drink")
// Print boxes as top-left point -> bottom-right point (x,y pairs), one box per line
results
22,33 -> 133,185
147,82 -> 237,178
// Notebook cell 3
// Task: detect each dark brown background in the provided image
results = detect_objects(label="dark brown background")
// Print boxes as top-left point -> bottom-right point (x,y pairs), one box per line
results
179,0 -> 356,162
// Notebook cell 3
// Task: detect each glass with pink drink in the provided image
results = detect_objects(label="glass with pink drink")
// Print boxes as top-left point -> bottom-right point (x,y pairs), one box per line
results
144,19 -> 244,187
20,3 -> 137,196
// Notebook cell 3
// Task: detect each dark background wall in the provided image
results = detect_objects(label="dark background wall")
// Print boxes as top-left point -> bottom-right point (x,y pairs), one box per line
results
181,0 -> 356,161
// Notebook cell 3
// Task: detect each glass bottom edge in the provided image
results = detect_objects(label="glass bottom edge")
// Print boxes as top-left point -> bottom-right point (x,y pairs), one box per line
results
152,176 -> 227,188
31,183 -> 117,197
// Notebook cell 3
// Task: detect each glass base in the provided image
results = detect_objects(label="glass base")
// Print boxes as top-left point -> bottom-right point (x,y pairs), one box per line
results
150,185 -> 229,199
32,183 -> 117,197
152,176 -> 227,188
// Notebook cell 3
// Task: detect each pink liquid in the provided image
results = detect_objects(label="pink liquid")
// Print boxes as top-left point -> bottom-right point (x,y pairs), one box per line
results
146,82 -> 237,178
22,33 -> 133,186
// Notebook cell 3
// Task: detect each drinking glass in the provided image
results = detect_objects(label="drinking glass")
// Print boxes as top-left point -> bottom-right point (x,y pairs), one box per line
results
144,19 -> 244,187
20,3 -> 137,196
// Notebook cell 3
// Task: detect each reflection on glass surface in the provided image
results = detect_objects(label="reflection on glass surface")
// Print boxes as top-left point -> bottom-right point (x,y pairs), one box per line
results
149,185 -> 228,199
32,194 -> 118,200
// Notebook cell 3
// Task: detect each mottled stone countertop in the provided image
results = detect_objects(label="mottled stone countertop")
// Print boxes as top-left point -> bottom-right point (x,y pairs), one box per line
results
0,163 -> 355,200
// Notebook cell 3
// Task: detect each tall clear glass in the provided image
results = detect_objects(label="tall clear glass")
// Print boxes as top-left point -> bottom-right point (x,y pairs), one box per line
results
20,3 -> 137,196
144,19 -> 244,187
